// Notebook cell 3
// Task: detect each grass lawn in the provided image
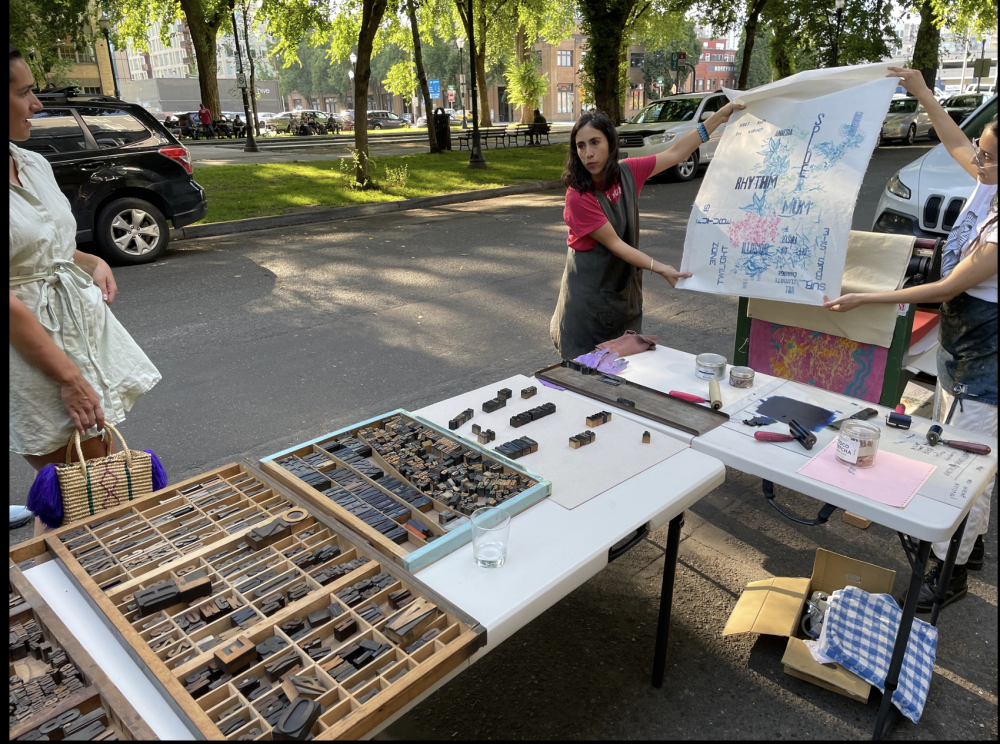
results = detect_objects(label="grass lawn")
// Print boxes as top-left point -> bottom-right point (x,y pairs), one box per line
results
193,145 -> 568,224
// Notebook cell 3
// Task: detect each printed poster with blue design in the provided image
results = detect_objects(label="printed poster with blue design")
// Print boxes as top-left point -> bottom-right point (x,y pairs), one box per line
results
677,63 -> 897,305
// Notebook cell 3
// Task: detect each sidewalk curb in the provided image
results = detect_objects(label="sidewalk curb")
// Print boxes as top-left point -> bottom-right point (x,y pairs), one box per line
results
171,179 -> 564,241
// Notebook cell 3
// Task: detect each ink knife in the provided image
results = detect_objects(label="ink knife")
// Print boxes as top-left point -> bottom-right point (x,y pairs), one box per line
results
827,407 -> 879,430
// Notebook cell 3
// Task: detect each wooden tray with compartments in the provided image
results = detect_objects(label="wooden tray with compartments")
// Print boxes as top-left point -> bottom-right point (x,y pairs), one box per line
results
260,410 -> 551,572
9,463 -> 486,740
8,562 -> 155,740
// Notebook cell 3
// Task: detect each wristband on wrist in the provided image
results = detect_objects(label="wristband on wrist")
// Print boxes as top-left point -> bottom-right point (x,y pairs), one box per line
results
697,123 -> 710,143
650,258 -> 655,272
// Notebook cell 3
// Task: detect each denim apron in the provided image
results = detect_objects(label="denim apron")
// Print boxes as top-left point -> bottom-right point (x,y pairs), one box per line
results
550,162 -> 643,359
937,291 -> 998,416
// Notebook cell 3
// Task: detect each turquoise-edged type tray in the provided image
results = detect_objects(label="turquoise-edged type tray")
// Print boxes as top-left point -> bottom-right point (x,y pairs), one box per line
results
259,409 -> 550,572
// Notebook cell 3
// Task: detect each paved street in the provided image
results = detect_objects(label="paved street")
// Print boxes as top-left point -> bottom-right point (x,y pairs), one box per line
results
10,143 -> 997,739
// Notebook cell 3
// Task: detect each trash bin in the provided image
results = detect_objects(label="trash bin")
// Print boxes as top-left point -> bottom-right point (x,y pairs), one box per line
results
433,107 -> 452,151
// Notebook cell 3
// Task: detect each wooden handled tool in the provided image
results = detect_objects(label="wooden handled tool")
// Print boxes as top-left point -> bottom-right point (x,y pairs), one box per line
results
926,425 -> 992,454
754,432 -> 796,443
669,390 -> 706,403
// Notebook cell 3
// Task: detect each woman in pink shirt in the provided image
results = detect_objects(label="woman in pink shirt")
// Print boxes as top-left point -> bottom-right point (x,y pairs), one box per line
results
550,106 -> 742,358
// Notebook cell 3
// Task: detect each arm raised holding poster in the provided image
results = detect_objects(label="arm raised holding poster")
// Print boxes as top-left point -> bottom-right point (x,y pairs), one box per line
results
676,63 -> 898,305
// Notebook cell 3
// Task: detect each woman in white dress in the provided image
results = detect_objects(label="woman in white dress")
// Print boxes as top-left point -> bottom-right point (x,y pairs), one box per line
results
9,45 -> 161,533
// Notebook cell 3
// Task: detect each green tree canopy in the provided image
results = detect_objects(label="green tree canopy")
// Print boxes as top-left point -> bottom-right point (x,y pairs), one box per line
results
10,0 -> 92,84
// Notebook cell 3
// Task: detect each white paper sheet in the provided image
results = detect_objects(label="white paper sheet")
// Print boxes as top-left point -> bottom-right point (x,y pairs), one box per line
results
678,63 -> 897,305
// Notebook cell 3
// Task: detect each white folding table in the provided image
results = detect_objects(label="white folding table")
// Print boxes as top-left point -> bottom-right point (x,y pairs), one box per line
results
553,345 -> 998,739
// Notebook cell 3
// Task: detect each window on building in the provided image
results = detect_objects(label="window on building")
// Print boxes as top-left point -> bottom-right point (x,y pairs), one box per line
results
18,108 -> 89,154
78,107 -> 157,149
715,42 -> 724,49
558,50 -> 573,67
697,78 -> 704,91
629,53 -> 644,68
702,41 -> 709,48
82,86 -> 102,94
557,83 -> 574,114
709,79 -> 716,90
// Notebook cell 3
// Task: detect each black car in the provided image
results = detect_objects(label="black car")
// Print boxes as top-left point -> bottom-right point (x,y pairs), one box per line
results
13,89 -> 207,264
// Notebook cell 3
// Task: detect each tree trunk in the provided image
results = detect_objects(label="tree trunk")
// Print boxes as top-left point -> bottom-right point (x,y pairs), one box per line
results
578,2 -> 632,123
911,0 -> 940,89
240,5 -> 260,135
737,0 -> 769,90
407,0 -> 438,152
180,0 -> 225,117
770,17 -> 795,80
475,3 -> 491,126
355,0 -> 389,188
515,24 -> 532,124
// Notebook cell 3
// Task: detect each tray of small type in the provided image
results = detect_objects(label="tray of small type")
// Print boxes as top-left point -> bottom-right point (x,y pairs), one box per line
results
10,466 -> 485,741
259,409 -> 551,572
45,463 -> 297,595
8,563 -> 155,740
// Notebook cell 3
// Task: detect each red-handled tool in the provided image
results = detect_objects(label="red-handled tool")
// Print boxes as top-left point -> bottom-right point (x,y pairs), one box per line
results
895,404 -> 906,414
669,391 -> 707,404
926,425 -> 992,454
754,432 -> 796,443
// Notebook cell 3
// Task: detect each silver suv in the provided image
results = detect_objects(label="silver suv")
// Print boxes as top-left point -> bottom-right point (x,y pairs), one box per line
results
616,92 -> 730,181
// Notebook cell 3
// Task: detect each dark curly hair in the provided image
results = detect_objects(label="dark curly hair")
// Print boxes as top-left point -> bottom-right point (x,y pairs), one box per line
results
562,111 -> 621,194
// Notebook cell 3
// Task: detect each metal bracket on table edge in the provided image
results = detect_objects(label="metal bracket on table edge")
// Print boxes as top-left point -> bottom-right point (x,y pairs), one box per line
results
762,480 -> 838,526
608,524 -> 650,562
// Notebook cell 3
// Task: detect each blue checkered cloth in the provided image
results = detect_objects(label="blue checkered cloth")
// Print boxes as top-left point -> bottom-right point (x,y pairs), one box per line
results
819,585 -> 937,723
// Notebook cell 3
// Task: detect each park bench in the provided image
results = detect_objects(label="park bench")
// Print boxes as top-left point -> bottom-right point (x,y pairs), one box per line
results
455,126 -> 514,150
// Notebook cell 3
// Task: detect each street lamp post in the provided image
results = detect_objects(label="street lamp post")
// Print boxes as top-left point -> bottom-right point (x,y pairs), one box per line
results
832,0 -> 845,67
466,0 -> 486,168
456,36 -> 467,129
229,1 -> 258,152
98,14 -> 120,98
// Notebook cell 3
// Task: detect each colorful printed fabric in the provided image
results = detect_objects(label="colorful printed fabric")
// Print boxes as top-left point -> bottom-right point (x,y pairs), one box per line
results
748,319 -> 888,402
819,586 -> 937,723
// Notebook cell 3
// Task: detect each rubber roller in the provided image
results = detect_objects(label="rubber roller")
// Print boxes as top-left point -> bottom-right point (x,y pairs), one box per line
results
708,380 -> 723,410
789,419 -> 817,450
926,425 -> 992,454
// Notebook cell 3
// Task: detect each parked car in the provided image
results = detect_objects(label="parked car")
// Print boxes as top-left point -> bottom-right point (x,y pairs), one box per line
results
615,92 -> 730,181
879,97 -> 932,145
13,89 -> 206,264
940,93 -> 988,125
367,110 -> 408,129
872,94 -> 996,238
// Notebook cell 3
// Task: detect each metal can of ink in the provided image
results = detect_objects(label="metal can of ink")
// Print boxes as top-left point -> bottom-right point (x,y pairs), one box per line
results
729,366 -> 755,389
836,420 -> 881,469
695,353 -> 727,381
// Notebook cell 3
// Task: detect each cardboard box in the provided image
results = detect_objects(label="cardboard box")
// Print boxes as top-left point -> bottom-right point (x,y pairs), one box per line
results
723,549 -> 895,702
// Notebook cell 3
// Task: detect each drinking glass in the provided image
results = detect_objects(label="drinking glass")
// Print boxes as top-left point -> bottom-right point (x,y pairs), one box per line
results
470,507 -> 510,569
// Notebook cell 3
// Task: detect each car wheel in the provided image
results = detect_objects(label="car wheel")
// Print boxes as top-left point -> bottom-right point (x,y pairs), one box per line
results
906,124 -> 917,145
96,198 -> 169,265
373,123 -> 382,130
669,151 -> 699,182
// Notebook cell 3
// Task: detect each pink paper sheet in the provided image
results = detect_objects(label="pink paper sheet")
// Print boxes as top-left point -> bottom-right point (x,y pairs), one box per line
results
797,440 -> 936,508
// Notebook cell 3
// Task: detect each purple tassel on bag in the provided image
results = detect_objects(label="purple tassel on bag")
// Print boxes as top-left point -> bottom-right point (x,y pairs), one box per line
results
144,450 -> 168,490
26,464 -> 64,529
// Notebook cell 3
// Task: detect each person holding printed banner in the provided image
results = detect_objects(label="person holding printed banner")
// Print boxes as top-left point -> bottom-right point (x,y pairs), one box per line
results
825,68 -> 997,612
550,103 -> 743,359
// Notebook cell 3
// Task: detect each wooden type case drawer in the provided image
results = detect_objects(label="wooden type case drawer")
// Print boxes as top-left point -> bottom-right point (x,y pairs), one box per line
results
260,410 -> 551,572
9,464 -> 485,740
8,563 -> 154,740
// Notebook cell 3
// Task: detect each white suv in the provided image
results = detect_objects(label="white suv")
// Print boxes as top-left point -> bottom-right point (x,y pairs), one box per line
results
616,92 -> 729,181
872,95 -> 997,237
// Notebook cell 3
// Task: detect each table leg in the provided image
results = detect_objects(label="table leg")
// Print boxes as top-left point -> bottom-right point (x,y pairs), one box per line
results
930,515 -> 968,627
651,512 -> 684,689
873,537 -> 930,740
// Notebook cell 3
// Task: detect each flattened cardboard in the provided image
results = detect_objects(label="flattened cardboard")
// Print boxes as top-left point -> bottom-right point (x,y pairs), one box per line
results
723,549 -> 895,701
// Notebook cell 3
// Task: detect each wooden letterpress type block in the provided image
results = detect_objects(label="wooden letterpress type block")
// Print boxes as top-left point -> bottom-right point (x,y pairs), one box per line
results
274,698 -> 321,741
520,386 -> 537,399
497,388 -> 512,400
333,618 -> 357,641
383,598 -> 437,647
264,651 -> 300,681
569,436 -> 581,449
234,674 -> 259,696
134,580 -> 180,617
255,635 -> 288,659
357,687 -> 380,704
246,517 -> 291,551
306,609 -> 331,628
642,430 -> 651,444
280,618 -> 306,637
176,575 -> 212,605
215,635 -> 257,674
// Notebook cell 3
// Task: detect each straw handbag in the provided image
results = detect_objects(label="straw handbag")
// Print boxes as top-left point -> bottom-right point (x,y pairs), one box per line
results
26,424 -> 167,528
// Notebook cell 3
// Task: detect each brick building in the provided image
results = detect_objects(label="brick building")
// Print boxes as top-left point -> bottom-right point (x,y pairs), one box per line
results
692,37 -> 739,93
